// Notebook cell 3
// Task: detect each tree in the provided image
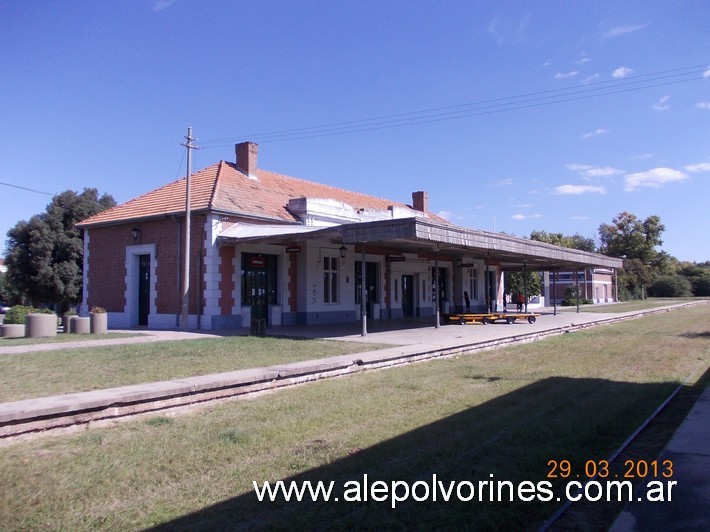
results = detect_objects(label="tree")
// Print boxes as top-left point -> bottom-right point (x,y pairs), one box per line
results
648,275 -> 693,297
0,270 -> 12,303
505,270 -> 542,301
4,188 -> 116,309
598,212 -> 667,300
679,263 -> 710,296
529,230 -> 596,252
598,212 -> 664,263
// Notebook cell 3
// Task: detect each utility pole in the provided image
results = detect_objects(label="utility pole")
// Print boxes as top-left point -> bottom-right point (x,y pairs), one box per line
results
180,127 -> 199,330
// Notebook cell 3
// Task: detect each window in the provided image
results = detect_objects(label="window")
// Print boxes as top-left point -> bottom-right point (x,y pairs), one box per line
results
470,267 -> 478,300
323,256 -> 338,303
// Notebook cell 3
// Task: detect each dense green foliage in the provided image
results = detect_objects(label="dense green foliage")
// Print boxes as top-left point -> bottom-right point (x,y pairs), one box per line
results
648,275 -> 693,297
597,212 -> 666,300
560,285 -> 592,306
3,305 -> 54,325
4,188 -> 115,309
678,264 -> 710,296
528,214 -> 708,300
529,230 -> 596,251
504,271 -> 542,301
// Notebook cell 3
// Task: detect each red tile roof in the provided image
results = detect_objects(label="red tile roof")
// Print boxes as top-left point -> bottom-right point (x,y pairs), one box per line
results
77,161 -> 446,227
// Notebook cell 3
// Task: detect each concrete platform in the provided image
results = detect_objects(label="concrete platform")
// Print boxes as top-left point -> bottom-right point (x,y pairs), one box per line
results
0,304 -> 702,438
2,305 -> 661,440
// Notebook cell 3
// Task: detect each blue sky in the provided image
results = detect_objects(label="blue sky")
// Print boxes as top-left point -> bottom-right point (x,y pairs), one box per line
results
1,0 -> 708,262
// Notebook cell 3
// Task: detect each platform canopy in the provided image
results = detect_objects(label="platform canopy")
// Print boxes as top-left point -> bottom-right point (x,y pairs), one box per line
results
218,217 -> 623,271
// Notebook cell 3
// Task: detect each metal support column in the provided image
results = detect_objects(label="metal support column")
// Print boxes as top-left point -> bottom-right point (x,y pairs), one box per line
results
361,245 -> 367,337
523,261 -> 528,314
552,270 -> 557,315
434,250 -> 440,328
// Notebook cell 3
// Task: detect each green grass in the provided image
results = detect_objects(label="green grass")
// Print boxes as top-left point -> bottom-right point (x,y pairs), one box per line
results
557,297 -> 703,313
0,332 -> 144,347
0,336 -> 392,402
0,304 -> 708,530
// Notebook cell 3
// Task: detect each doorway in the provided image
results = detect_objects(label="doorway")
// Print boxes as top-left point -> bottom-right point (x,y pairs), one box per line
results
355,261 -> 379,318
138,254 -> 150,326
241,253 -> 277,324
432,267 -> 447,314
401,274 -> 414,317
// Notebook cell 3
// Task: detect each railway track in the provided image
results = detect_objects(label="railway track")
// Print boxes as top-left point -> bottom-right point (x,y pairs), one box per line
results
539,373 -> 708,530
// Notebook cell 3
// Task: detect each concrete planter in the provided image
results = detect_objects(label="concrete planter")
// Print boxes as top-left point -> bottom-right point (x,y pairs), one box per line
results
70,316 -> 91,334
1,324 -> 25,338
90,312 -> 108,334
26,313 -> 58,338
62,315 -> 76,333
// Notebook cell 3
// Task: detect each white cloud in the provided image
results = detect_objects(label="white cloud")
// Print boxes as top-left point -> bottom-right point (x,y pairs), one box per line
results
697,102 -> 710,110
624,167 -> 688,191
633,153 -> 655,160
566,163 -> 593,171
570,215 -> 591,221
438,210 -> 452,221
685,163 -> 710,172
576,51 -> 592,65
555,71 -> 579,79
703,68 -> 710,78
583,128 -> 610,139
603,25 -> 646,38
490,178 -> 515,186
584,166 -> 624,178
153,0 -> 179,11
582,74 -> 600,85
553,185 -> 606,195
512,213 -> 543,220
612,66 -> 633,78
487,15 -> 531,45
652,95 -> 670,111
567,163 -> 623,178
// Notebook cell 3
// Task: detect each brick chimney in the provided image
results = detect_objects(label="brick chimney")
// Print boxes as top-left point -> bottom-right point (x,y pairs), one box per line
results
235,142 -> 258,179
412,191 -> 428,212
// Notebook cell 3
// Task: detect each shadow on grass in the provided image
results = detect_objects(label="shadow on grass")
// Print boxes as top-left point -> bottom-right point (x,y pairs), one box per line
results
147,376 -> 697,531
680,331 -> 710,339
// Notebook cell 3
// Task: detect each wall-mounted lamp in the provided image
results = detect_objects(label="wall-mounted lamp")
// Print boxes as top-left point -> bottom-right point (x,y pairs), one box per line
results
339,245 -> 347,259
131,227 -> 141,242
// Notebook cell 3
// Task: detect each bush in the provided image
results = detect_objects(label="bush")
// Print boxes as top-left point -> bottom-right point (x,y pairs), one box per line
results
561,298 -> 593,306
684,272 -> 710,296
3,306 -> 55,324
4,306 -> 34,325
691,275 -> 710,296
561,286 -> 593,306
648,275 -> 693,297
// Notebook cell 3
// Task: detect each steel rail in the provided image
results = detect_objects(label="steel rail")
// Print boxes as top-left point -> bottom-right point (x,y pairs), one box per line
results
538,383 -> 685,531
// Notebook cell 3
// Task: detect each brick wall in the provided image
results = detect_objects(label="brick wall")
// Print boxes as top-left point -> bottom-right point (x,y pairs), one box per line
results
85,216 -> 206,315
85,224 -> 132,312
219,246 -> 235,314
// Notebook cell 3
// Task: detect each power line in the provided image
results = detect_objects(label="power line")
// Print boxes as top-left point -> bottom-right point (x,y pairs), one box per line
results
199,64 -> 707,146
0,181 -> 55,196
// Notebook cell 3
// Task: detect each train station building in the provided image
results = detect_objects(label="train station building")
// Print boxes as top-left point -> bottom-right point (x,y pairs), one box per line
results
76,142 -> 623,331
